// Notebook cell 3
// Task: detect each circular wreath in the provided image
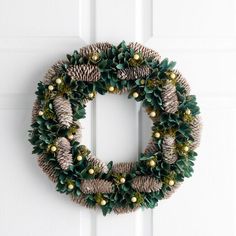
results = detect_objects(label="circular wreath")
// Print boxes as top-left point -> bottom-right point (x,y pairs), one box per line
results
29,41 -> 201,215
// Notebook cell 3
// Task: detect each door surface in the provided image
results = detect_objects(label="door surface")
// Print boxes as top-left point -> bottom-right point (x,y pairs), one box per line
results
0,0 -> 236,235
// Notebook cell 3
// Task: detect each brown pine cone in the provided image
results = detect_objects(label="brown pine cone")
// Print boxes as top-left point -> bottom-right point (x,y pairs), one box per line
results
80,179 -> 113,194
117,66 -> 150,80
162,135 -> 178,164
80,42 -> 112,57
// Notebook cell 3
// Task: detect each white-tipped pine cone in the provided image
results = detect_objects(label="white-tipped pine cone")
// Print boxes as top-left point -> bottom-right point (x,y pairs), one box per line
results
38,155 -> 58,183
190,116 -> 202,149
80,42 -> 112,57
113,206 -> 138,214
173,70 -> 190,95
162,82 -> 179,114
67,65 -> 100,82
162,135 -> 178,164
144,140 -> 158,155
117,66 -> 150,80
71,194 -> 97,209
163,182 -> 181,199
128,42 -> 161,61
80,179 -> 114,194
87,155 -> 108,173
53,96 -> 73,128
112,162 -> 136,174
32,99 -> 41,124
132,176 -> 162,193
56,137 -> 73,170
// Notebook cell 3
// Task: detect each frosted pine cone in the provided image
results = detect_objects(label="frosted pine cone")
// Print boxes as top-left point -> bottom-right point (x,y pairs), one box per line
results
112,162 -> 136,174
144,140 -> 158,155
113,206 -> 138,214
162,135 -> 178,164
67,65 -> 100,82
44,60 -> 67,84
162,82 -> 179,114
163,182 -> 181,199
117,66 -> 150,80
53,96 -> 73,128
38,155 -> 58,183
128,42 -> 161,61
190,116 -> 202,149
131,176 -> 162,193
87,155 -> 108,173
31,99 -> 41,124
56,137 -> 73,170
80,179 -> 114,194
71,194 -> 97,209
173,70 -> 190,95
80,42 -> 112,57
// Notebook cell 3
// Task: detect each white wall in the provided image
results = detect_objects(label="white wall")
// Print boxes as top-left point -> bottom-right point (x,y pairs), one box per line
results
0,0 -> 236,235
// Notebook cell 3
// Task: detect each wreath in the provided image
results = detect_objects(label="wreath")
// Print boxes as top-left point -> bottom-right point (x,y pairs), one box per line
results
29,41 -> 201,215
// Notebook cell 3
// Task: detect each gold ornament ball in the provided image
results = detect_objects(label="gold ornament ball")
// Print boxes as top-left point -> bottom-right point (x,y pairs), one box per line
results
68,183 -> 74,190
133,54 -> 140,60
88,93 -> 94,98
183,145 -> 189,152
154,131 -> 161,138
56,78 -> 62,84
168,179 -> 175,186
76,155 -> 83,161
100,199 -> 107,206
38,111 -> 44,116
149,159 -> 156,167
131,196 -> 137,203
133,92 -> 139,98
185,108 -> 191,115
170,72 -> 176,79
50,146 -> 57,152
48,85 -> 54,91
92,54 -> 99,61
149,111 -> 156,118
108,86 -> 115,92
67,134 -> 74,140
120,177 -> 126,184
140,79 -> 145,85
88,168 -> 95,175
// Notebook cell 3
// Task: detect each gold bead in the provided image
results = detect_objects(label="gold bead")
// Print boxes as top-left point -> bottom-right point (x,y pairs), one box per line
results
48,85 -> 54,91
154,132 -> 161,138
68,183 -> 74,190
170,72 -> 176,79
133,54 -> 140,60
92,54 -> 99,61
185,108 -> 191,115
140,79 -> 145,85
88,92 -> 94,98
67,134 -> 74,140
38,111 -> 44,116
108,86 -> 115,92
149,160 -> 156,167
149,111 -> 156,118
120,177 -> 126,184
56,78 -> 62,84
131,196 -> 137,203
168,179 -> 175,186
100,199 -> 107,206
133,92 -> 139,98
88,168 -> 95,175
50,146 -> 57,152
76,155 -> 83,161
183,145 -> 189,152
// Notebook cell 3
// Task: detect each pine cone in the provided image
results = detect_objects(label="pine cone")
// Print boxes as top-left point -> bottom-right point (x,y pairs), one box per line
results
32,99 -> 41,124
44,60 -> 67,84
112,162 -> 136,174
56,137 -> 73,170
80,179 -> 113,194
162,135 -> 178,164
67,65 -> 100,82
131,176 -> 162,193
73,122 -> 82,142
144,140 -> 158,155
162,82 -> 179,114
190,116 -> 202,149
71,194 -> 97,209
117,66 -> 150,80
80,42 -> 112,57
38,155 -> 58,183
87,155 -> 108,173
163,182 -> 181,199
128,42 -> 161,61
53,96 -> 73,128
174,70 -> 190,95
113,206 -> 138,214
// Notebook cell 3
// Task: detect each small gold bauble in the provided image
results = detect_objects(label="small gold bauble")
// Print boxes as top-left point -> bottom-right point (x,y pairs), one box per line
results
120,177 -> 126,184
133,54 -> 140,60
133,92 -> 139,98
50,146 -> 57,152
154,132 -> 161,138
185,108 -> 191,115
170,72 -> 176,79
108,86 -> 115,92
67,134 -> 74,140
131,196 -> 137,203
100,199 -> 107,206
92,54 -> 99,61
88,168 -> 95,175
140,79 -> 145,85
48,85 -> 54,91
183,145 -> 189,152
76,155 -> 83,161
149,111 -> 156,118
68,183 -> 74,190
38,111 -> 44,116
88,93 -> 94,98
149,159 -> 156,167
56,78 -> 62,84
168,179 -> 175,186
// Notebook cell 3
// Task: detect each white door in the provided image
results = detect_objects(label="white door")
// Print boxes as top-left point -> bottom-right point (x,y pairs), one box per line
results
0,0 -> 235,235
